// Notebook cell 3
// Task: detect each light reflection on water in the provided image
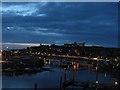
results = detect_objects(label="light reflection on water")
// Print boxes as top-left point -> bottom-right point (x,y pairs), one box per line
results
2,65 -> 117,88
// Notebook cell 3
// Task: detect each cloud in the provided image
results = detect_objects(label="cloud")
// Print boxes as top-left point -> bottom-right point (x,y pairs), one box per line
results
2,2 -> 118,48
2,42 -> 40,50
2,2 -> 47,16
2,42 -> 40,47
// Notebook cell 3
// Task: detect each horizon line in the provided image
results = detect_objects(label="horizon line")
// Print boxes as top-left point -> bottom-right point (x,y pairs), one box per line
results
1,42 -> 119,49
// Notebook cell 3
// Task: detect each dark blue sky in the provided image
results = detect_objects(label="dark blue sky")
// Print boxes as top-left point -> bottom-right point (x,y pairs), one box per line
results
2,2 -> 118,49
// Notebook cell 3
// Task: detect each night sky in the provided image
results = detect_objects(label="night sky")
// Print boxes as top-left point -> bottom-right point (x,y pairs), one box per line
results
2,2 -> 118,49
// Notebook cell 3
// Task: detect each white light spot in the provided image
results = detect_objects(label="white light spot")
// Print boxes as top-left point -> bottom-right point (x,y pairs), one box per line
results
7,27 -> 10,30
115,82 -> 118,85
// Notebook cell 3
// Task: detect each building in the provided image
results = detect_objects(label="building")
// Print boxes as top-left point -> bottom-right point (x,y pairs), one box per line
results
64,42 -> 85,47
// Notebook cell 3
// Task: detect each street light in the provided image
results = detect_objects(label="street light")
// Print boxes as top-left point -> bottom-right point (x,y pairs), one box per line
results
6,47 -> 9,50
96,66 -> 98,70
96,80 -> 99,84
115,81 -> 118,85
114,81 -> 118,90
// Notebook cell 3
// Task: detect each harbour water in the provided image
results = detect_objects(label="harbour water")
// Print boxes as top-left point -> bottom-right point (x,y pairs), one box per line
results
2,64 -> 118,89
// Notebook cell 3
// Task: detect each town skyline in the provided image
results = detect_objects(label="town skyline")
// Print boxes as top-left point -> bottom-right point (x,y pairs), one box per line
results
2,41 -> 119,50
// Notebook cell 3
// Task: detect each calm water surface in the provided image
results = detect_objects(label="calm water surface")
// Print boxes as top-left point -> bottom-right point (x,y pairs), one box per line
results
2,65 -> 117,88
